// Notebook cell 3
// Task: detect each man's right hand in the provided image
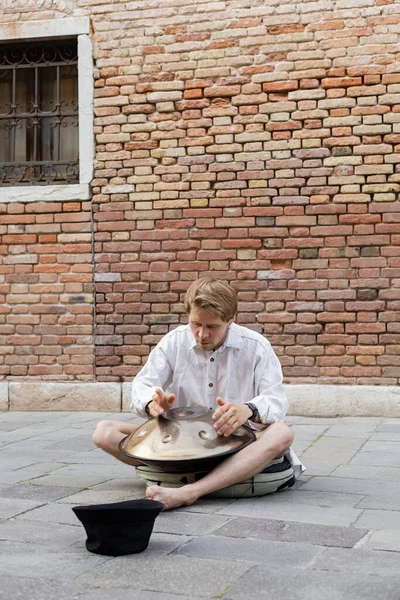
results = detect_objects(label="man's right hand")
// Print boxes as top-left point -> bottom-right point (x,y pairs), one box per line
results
147,388 -> 175,417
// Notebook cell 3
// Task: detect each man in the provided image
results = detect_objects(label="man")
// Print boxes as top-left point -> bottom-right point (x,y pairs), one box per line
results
93,278 -> 303,509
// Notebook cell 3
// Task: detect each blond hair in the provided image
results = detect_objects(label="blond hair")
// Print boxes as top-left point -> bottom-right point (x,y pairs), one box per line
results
184,278 -> 237,322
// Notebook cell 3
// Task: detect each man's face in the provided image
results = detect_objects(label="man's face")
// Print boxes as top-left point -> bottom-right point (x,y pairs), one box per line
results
188,306 -> 233,351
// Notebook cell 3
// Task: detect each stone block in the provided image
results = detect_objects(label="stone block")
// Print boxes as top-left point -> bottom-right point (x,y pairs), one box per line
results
286,384 -> 400,418
174,535 -> 322,567
9,382 -> 121,411
154,511 -> 230,536
122,381 -> 133,411
225,565 -> 400,600
76,555 -> 251,597
0,382 -> 8,411
213,516 -> 367,548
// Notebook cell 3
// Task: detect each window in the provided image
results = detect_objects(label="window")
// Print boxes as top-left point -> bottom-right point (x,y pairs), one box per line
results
0,39 -> 79,186
0,17 -> 93,201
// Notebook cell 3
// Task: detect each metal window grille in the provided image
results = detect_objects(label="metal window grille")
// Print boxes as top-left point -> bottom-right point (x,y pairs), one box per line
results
0,39 -> 79,186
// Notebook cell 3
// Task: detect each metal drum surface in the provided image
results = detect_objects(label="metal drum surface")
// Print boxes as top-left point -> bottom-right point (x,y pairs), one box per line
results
119,407 -> 256,472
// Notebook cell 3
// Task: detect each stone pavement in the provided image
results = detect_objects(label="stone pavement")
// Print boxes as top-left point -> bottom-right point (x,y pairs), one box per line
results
1,412 -> 400,600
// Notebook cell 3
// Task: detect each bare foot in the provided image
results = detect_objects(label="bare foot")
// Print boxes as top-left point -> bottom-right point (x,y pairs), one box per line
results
146,484 -> 196,510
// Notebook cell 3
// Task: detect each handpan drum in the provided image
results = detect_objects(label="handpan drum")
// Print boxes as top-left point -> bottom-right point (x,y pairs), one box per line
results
119,407 -> 256,473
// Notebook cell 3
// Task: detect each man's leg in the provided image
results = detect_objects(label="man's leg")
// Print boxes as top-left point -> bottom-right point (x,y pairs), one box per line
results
92,420 -> 142,466
146,422 -> 294,509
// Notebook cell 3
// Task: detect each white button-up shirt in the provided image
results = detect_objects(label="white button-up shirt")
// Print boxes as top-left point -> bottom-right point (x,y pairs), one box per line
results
131,322 -> 304,477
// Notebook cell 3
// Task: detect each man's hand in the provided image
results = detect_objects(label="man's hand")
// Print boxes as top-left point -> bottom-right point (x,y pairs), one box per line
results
212,397 -> 253,437
147,388 -> 175,417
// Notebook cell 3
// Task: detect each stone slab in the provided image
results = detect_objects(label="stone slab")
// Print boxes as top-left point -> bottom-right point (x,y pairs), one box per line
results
26,462 -> 130,488
154,511 -> 230,536
301,476 -> 400,496
0,518 -> 83,550
173,535 -> 323,567
361,441 -> 400,453
16,502 -> 85,527
225,565 -> 400,600
350,451 -> 400,468
81,589 -> 195,600
76,555 -> 252,597
9,382 -> 121,411
0,552 -> 108,581
219,496 -> 362,527
0,484 -> 80,503
332,464 -> 400,483
287,384 -> 400,418
0,497 -> 44,519
213,517 -> 368,548
0,577 -> 91,600
353,509 -> 400,530
366,530 -> 400,552
0,383 -> 8,411
312,547 -> 400,575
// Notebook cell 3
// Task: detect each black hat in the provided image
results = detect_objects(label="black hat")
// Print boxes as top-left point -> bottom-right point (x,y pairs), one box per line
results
72,498 -> 164,556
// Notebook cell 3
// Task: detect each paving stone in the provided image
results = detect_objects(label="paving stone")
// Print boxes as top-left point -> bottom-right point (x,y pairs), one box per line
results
323,424 -> 379,439
350,451 -> 400,468
0,484 -> 80,502
376,422 -> 400,432
6,462 -> 65,481
0,551 -> 108,580
300,437 -> 364,476
289,424 -> 330,440
173,535 -> 323,566
219,496 -> 362,527
142,532 -> 192,556
369,432 -> 400,442
60,448 -> 119,464
0,577 -> 91,600
81,589 -> 195,600
224,566 -> 400,600
0,497 -> 44,518
154,511 -> 230,536
365,529 -> 400,552
57,486 -> 144,505
76,555 -> 252,597
213,517 -> 368,548
301,476 -> 400,496
16,501 -> 84,526
173,497 -> 235,514
264,489 -> 364,508
361,441 -> 400,453
312,547 -> 400,575
0,518 -> 82,549
27,462 -> 130,488
353,509 -> 400,530
332,464 -> 400,482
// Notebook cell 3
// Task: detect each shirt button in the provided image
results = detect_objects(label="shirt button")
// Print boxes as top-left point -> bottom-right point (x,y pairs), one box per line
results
209,383 -> 213,388
210,358 -> 214,362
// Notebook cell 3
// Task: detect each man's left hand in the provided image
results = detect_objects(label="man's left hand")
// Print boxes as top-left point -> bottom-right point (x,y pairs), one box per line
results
212,397 -> 252,437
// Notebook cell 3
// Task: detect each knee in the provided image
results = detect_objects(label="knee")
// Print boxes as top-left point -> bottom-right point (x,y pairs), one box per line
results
92,420 -> 113,449
270,422 -> 294,454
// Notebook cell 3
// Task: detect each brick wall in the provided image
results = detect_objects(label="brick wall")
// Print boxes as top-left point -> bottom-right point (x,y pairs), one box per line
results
0,201 -> 94,379
1,0 -> 400,387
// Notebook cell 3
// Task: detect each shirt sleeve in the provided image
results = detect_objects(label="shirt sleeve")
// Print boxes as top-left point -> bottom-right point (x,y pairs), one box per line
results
251,345 -> 288,425
130,343 -> 173,418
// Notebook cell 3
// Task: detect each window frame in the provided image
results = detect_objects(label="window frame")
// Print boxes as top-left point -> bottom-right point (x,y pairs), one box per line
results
0,17 -> 94,202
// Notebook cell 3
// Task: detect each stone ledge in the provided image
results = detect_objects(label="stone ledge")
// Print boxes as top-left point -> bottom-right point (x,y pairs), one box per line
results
0,382 -> 399,417
286,385 -> 400,418
8,382 -> 121,411
0,382 -> 8,411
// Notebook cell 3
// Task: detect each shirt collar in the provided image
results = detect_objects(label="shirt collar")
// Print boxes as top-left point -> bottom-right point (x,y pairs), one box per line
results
187,322 -> 242,352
